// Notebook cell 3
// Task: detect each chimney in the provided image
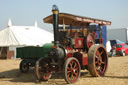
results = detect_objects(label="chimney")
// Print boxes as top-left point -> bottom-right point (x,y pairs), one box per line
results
52,5 -> 59,45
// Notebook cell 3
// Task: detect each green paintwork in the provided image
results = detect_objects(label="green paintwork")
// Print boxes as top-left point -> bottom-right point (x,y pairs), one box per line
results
16,43 -> 54,59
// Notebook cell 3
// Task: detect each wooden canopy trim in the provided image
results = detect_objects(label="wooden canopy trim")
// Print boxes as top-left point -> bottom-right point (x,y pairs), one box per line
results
43,13 -> 111,26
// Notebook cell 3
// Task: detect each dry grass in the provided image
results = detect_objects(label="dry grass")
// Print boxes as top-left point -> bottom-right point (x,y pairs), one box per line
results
0,56 -> 128,85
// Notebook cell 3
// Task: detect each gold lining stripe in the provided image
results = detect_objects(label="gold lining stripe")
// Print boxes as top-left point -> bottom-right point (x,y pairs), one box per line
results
52,10 -> 59,14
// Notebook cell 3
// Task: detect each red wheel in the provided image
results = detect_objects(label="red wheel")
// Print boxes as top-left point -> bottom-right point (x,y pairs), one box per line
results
35,58 -> 52,81
88,44 -> 108,76
64,57 -> 81,84
84,33 -> 95,50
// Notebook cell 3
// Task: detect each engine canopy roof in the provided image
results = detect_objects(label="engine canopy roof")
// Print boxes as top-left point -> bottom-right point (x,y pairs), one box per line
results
43,13 -> 111,27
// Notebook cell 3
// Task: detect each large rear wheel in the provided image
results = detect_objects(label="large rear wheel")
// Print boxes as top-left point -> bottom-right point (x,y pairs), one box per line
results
35,58 -> 52,81
88,44 -> 108,77
64,57 -> 81,84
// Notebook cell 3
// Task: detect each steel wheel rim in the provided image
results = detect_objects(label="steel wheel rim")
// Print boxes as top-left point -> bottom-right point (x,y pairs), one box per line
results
95,47 -> 107,75
66,59 -> 80,83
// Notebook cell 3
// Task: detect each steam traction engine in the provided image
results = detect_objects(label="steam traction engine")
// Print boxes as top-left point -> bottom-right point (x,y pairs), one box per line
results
17,5 -> 111,84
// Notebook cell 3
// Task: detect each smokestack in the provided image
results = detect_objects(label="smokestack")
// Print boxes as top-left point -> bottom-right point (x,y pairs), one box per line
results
52,5 -> 59,45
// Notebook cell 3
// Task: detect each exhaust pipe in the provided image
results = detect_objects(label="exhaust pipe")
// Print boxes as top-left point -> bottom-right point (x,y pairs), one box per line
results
52,5 -> 59,45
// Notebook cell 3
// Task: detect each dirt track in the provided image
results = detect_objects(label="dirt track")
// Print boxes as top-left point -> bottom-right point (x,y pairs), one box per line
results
0,56 -> 128,85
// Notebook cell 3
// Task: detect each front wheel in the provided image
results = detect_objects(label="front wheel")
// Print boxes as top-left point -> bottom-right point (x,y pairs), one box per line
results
64,57 -> 81,84
35,58 -> 52,81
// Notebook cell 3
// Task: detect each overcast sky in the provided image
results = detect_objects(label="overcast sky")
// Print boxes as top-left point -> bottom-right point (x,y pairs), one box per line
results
0,0 -> 128,31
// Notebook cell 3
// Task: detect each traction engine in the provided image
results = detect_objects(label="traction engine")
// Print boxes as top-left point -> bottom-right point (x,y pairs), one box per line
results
35,5 -> 111,84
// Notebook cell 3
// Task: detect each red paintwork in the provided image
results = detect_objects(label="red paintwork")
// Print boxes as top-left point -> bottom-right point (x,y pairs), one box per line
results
65,47 -> 73,60
66,53 -> 73,59
115,44 -> 128,54
66,47 -> 74,53
77,49 -> 81,52
75,52 -> 88,66
82,57 -> 88,65
65,47 -> 88,66
74,38 -> 84,48
74,33 -> 84,48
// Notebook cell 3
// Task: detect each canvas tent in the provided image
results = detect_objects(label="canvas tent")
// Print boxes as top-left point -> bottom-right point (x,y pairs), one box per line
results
0,19 -> 53,59
0,20 -> 53,46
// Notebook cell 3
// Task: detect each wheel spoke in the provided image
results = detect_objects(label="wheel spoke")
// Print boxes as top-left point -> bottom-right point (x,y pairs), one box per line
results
96,66 -> 101,71
69,62 -> 73,68
100,50 -> 104,55
73,62 -> 77,68
101,61 -> 105,64
96,63 -> 104,73
95,61 -> 98,64
67,72 -> 71,77
96,50 -> 100,56
67,70 -> 72,73
95,55 -> 99,59
96,50 -> 103,58
67,67 -> 71,70
98,68 -> 102,73
71,73 -> 74,80
73,71 -> 78,76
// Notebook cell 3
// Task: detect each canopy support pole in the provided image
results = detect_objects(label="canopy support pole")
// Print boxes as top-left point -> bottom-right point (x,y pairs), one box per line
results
99,24 -> 102,43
